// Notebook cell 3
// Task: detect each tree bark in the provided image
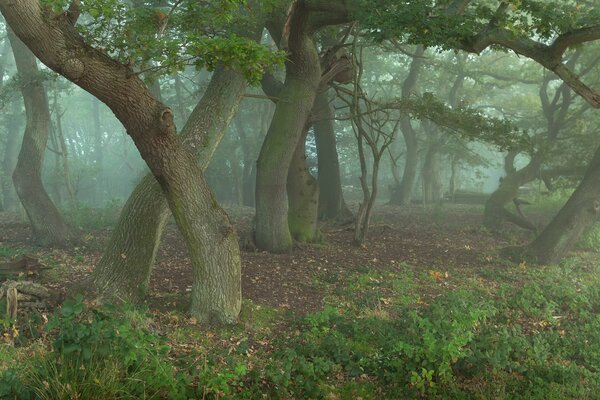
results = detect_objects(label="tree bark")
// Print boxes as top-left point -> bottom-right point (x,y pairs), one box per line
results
313,90 -> 352,221
1,2 -> 242,323
287,125 -> 320,242
255,4 -> 322,252
7,28 -> 74,246
520,144 -> 600,264
92,66 -> 247,310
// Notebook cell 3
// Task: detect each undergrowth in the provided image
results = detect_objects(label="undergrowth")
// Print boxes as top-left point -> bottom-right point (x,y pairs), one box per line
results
0,258 -> 598,399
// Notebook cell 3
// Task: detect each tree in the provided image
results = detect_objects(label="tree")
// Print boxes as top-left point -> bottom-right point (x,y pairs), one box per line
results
7,28 -> 74,246
0,0 -> 280,323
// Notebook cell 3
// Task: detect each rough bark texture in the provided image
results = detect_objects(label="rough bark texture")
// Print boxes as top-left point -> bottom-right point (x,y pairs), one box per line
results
1,1 -> 241,323
92,67 -> 247,305
389,46 -> 425,205
255,4 -> 321,252
7,29 -> 74,246
287,126 -> 320,242
313,90 -> 352,221
521,145 -> 600,264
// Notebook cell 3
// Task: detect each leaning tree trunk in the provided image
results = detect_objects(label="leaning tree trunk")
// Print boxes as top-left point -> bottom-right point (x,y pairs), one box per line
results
255,5 -> 321,252
7,29 -> 74,246
2,3 -> 242,323
92,66 -> 247,304
313,90 -> 352,221
520,145 -> 600,264
287,125 -> 320,242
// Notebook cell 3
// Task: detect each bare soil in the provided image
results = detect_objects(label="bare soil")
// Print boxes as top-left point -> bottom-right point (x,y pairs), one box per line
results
0,203 -> 549,315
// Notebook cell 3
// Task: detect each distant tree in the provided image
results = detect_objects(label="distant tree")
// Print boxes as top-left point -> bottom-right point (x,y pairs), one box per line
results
7,29 -> 74,245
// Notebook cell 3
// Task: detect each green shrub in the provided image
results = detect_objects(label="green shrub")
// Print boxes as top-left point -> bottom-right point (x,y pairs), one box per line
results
0,296 -> 184,399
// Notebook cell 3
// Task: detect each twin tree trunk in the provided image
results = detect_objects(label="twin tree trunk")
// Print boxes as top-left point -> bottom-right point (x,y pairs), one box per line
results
7,29 -> 73,246
92,67 -> 248,307
254,5 -> 321,253
1,3 -> 242,323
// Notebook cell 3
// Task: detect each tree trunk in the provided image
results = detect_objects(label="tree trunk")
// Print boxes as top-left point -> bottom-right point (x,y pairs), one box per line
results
2,99 -> 21,212
7,28 -> 74,246
390,120 -> 418,205
484,153 -> 541,231
421,142 -> 442,204
389,46 -> 425,205
255,5 -> 321,252
92,67 -> 247,311
521,145 -> 600,263
448,156 -> 459,201
1,3 -> 243,323
313,90 -> 352,221
92,97 -> 104,205
287,126 -> 320,242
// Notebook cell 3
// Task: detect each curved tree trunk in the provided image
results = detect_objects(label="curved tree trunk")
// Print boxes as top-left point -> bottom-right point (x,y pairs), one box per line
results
389,46 -> 425,205
313,90 -> 352,221
255,5 -> 321,252
2,100 -> 21,212
2,3 -> 242,323
520,145 -> 600,264
92,66 -> 247,305
7,28 -> 74,246
287,126 -> 320,242
484,154 -> 541,231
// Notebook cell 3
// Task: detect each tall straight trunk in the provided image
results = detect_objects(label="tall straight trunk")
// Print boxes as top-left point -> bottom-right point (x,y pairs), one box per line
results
7,28 -> 73,246
173,73 -> 189,125
313,90 -> 351,221
390,120 -> 418,204
287,126 -> 320,242
448,156 -> 459,201
421,143 -> 442,204
92,66 -> 248,305
2,3 -> 246,323
255,5 -> 321,252
389,46 -> 425,205
521,144 -> 600,264
53,91 -> 76,204
92,98 -> 104,205
2,99 -> 21,211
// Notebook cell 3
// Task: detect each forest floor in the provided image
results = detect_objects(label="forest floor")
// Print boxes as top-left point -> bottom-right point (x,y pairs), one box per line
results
0,202 -> 599,399
0,203 -> 540,315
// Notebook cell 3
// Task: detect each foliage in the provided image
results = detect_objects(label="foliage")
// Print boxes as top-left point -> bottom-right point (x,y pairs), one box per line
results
38,0 -> 286,84
0,297 -> 184,399
356,0 -> 600,50
0,257 -> 599,398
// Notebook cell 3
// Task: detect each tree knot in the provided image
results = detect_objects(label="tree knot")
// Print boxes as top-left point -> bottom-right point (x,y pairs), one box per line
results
62,58 -> 85,81
159,108 -> 176,135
